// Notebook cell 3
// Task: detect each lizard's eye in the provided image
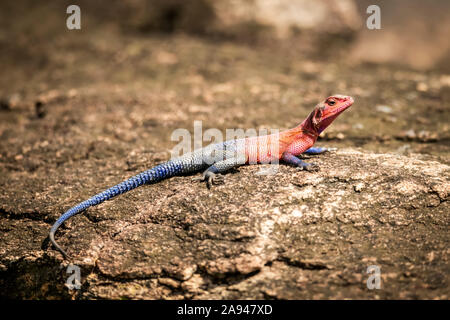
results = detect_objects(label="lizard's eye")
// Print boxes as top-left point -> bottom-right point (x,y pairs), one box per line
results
327,100 -> 336,106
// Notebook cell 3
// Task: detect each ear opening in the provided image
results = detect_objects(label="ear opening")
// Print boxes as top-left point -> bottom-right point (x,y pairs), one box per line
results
312,107 -> 323,128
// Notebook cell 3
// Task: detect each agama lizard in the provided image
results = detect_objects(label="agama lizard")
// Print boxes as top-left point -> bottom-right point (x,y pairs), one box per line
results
49,94 -> 354,258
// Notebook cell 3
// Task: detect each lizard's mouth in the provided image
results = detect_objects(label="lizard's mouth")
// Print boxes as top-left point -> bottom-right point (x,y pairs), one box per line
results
343,96 -> 354,109
337,96 -> 354,112
345,96 -> 354,107
326,96 -> 354,117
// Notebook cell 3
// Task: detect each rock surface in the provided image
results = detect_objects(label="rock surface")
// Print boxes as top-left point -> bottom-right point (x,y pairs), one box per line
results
0,148 -> 448,299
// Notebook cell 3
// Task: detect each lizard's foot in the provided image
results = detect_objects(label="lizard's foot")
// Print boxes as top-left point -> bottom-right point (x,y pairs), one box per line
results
297,163 -> 319,172
193,172 -> 225,188
205,171 -> 224,189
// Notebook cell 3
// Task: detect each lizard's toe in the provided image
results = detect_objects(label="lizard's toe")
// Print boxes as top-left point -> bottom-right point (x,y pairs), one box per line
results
206,176 -> 213,189
192,175 -> 204,182
212,174 -> 225,185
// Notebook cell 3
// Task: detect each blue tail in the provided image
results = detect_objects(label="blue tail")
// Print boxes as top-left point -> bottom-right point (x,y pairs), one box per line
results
49,161 -> 182,258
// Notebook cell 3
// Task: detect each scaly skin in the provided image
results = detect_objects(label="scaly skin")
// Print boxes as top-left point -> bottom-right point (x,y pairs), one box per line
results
49,95 -> 353,258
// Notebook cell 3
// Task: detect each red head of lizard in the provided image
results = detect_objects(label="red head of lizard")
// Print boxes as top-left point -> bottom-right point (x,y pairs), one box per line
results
301,95 -> 354,137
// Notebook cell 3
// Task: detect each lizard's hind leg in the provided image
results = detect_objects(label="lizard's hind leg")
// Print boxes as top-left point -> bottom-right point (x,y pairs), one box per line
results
199,157 -> 244,188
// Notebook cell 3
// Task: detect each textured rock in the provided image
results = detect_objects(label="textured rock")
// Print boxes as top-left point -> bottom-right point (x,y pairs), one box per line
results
1,148 -> 448,299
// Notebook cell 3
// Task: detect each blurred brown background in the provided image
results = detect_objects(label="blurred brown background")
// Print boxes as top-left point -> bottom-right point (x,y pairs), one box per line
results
1,0 -> 449,156
354,0 -> 450,71
1,0 -> 450,71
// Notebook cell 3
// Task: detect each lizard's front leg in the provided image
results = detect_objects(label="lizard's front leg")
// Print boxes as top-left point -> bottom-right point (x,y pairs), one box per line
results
282,138 -> 319,171
281,152 -> 319,171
